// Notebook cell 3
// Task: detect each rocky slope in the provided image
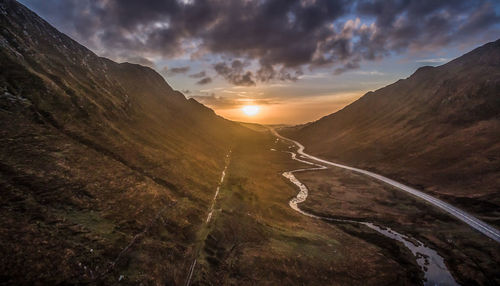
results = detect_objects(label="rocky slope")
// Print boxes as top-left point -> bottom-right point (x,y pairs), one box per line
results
0,0 -> 252,284
285,39 -> 500,227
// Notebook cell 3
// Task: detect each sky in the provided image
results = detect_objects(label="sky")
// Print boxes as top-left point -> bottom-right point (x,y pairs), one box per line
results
19,0 -> 500,124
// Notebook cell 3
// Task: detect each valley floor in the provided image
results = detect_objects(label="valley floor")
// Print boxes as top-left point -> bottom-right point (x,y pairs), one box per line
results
1,119 -> 498,285
186,129 -> 500,285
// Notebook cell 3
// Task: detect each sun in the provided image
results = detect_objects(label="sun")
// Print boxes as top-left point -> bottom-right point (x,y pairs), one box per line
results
241,105 -> 260,116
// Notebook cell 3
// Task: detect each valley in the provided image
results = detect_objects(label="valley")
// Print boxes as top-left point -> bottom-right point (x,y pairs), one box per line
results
1,1 -> 499,285
184,132 -> 424,285
283,40 -> 500,226
179,128 -> 499,285
273,129 -> 500,285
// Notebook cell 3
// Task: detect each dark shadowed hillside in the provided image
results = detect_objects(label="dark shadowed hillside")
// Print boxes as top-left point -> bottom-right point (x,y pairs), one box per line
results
0,0 -> 253,284
285,39 -> 500,226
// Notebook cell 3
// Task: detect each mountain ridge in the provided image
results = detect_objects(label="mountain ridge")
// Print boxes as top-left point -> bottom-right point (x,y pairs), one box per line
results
0,0 -> 255,284
284,39 -> 500,225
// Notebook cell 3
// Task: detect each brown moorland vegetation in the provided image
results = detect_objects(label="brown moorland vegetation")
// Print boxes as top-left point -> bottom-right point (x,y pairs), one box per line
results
284,40 -> 500,226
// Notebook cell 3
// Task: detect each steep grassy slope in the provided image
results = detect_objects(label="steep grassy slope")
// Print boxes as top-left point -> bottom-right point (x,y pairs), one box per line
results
296,167 -> 500,285
285,39 -> 500,226
0,0 -> 252,284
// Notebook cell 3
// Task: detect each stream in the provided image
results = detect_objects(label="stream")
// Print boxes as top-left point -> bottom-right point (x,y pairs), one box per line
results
274,144 -> 459,286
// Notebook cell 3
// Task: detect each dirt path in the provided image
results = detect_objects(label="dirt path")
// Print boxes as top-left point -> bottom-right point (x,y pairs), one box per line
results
184,149 -> 231,286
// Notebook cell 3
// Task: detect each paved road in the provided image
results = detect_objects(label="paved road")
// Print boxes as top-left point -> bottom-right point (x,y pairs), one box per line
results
278,147 -> 458,286
271,128 -> 500,243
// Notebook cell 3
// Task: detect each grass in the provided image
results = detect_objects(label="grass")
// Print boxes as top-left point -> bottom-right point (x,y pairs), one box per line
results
296,165 -> 500,285
4,3 -> 495,283
187,130 -> 423,285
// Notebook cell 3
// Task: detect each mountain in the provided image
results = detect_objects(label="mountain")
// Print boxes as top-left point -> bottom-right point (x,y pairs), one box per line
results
0,0 -> 253,284
284,39 -> 500,226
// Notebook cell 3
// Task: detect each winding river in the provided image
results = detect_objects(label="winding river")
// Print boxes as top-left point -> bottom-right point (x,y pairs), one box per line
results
272,136 -> 459,285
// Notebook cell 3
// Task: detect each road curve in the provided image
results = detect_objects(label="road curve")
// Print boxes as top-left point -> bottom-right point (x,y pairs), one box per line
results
278,148 -> 458,286
271,128 -> 500,243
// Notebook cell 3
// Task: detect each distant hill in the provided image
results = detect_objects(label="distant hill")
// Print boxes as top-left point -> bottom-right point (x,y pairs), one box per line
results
284,39 -> 500,226
0,0 -> 252,284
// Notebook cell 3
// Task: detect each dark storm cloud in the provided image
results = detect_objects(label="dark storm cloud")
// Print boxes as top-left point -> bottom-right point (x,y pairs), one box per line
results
214,60 -> 256,86
354,0 -> 500,52
196,77 -> 212,85
256,64 -> 304,82
21,0 -> 500,85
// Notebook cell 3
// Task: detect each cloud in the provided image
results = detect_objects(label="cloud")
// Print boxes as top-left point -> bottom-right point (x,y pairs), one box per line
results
333,60 -> 361,75
352,70 -> 385,76
214,60 -> 256,86
355,0 -> 500,52
299,73 -> 329,79
161,65 -> 190,77
190,94 -> 237,109
416,58 -> 449,64
191,94 -> 274,109
21,0 -> 500,84
196,77 -> 212,85
189,71 -> 207,78
120,56 -> 155,67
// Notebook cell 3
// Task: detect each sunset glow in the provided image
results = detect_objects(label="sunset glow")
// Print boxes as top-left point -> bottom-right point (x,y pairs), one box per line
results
22,0 -> 500,125
241,105 -> 260,116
